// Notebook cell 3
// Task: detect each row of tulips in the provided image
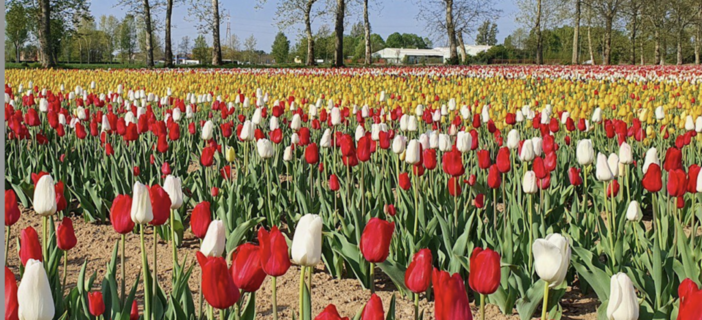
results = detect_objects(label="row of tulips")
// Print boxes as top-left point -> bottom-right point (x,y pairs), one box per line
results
4,66 -> 702,320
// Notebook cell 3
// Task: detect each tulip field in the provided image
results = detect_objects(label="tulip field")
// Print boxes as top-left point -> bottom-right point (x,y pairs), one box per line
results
4,65 -> 702,320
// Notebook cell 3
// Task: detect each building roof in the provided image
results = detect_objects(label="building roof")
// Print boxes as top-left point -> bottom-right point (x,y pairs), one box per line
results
373,45 -> 492,60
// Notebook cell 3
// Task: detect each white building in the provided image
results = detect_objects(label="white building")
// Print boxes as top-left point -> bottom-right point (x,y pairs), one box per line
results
373,45 -> 491,64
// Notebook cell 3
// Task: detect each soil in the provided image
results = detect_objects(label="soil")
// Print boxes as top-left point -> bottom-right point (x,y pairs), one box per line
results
7,208 -> 599,320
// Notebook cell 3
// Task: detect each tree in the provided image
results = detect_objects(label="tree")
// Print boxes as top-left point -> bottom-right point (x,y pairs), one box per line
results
572,0 -> 581,64
476,20 -> 497,45
362,0 -> 372,64
211,0 -> 222,65
188,0 -> 224,65
6,2 -> 30,62
271,32 -> 290,63
192,35 -> 210,63
119,15 -> 137,64
98,15 -> 120,62
164,0 -> 175,67
587,0 -> 625,65
178,36 -> 191,57
668,0 -> 701,64
38,0 -> 55,67
268,0 -> 322,66
243,34 -> 258,63
333,0 -> 346,67
117,0 -> 155,67
385,33 -> 431,49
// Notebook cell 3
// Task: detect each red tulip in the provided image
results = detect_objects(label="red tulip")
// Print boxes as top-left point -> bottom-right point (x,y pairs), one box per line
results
161,161 -> 172,177
329,174 -> 340,191
448,177 -> 462,197
539,176 -> 551,190
157,134 -> 169,153
667,169 -> 687,197
148,184 -> 171,226
110,195 -> 134,234
133,166 -> 141,176
54,181 -> 67,212
211,187 -> 219,197
5,267 -> 19,320
201,146 -> 215,167
642,164 -> 663,192
496,147 -> 511,173
474,193 -> 485,208
533,157 -> 547,179
230,243 -> 267,292
607,180 -> 620,198
689,165 -> 701,194
384,204 -> 396,216
663,147 -> 683,172
433,268 -> 473,320
5,190 -> 21,227
487,164 -> 502,189
544,151 -> 557,172
130,300 -> 139,320
88,291 -> 105,317
565,167 -> 581,186
360,218 -> 395,263
678,278 -> 702,320
442,149 -> 465,177
339,134 -> 355,157
469,247 -> 501,295
357,136 -> 372,162
306,143 -> 320,164
197,252 -> 240,309
423,149 -> 438,170
477,150 -> 491,169
24,108 -> 40,126
191,201 -> 212,239
258,226 -> 291,277
316,304 -> 349,320
360,294 -> 384,320
399,172 -> 411,190
19,226 -> 42,266
405,248 -> 432,293
57,217 -> 77,251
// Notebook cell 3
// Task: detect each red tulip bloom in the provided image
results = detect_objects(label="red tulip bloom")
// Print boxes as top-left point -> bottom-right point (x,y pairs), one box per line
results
688,165 -> 701,194
360,218 -> 395,263
565,167 -> 581,186
642,164 -> 663,192
607,180 -> 620,198
5,267 -> 19,320
211,187 -> 219,197
19,226 -> 42,266
360,294 -> 384,320
477,150 -> 491,169
357,136 -> 372,162
469,247 -> 501,295
197,252 -> 240,309
24,108 -> 40,126
544,151 -> 557,172
539,176 -> 552,190
384,204 -> 396,216
379,131 -> 391,149
405,248 -> 432,293
5,190 -> 21,227
667,169 -> 687,197
130,301 -> 139,320
258,226 -> 291,277
57,217 -> 77,251
433,268 -> 472,320
201,146 -> 215,167
316,304 -> 349,320
230,243 -> 267,292
448,177 -> 462,197
88,291 -> 105,317
270,128 -> 283,144
663,147 -> 683,172
306,143 -> 320,164
442,149 -> 465,177
473,193 -> 485,208
161,162 -> 172,176
423,149 -> 438,170
399,172 -> 411,190
487,164 -> 502,189
191,201 -> 212,239
149,185 -> 172,226
496,147 -> 511,173
329,174 -> 340,191
339,134 -> 355,157
110,195 -> 134,234
678,278 -> 702,320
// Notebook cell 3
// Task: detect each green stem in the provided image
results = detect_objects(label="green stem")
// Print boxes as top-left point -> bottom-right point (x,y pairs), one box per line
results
121,234 -> 126,303
5,226 -> 10,267
480,294 -> 486,320
272,277 -> 279,320
413,173 -> 419,237
528,194 -> 534,273
62,250 -> 68,294
140,225 -> 151,320
542,282 -> 550,320
170,209 -> 178,275
604,181 -> 615,264
266,161 -> 273,225
299,266 -> 306,320
42,216 -> 48,266
208,304 -> 214,320
153,230 -> 158,296
369,262 -> 375,294
414,293 -> 419,320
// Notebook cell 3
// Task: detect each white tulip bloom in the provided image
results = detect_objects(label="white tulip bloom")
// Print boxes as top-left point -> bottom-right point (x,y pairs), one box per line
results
18,259 -> 55,320
626,201 -> 642,221
291,214 -> 323,267
606,273 -> 639,320
130,182 -> 153,224
577,140 -> 595,166
257,139 -> 275,159
33,175 -> 57,217
201,120 -> 214,140
596,153 -> 614,181
533,233 -> 571,287
405,139 -> 421,165
163,175 -> 183,210
200,220 -> 226,257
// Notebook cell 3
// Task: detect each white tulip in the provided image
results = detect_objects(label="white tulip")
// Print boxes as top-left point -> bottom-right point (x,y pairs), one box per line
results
697,170 -> 702,193
331,107 -> 342,126
516,110 -> 525,122
626,201 -> 642,221
283,146 -> 294,162
371,124 -> 381,141
438,134 -> 452,152
392,136 -> 407,154
449,124 -> 458,136
654,106 -> 665,120
419,134 -> 430,150
34,175 -> 57,217
361,105 -> 370,118
252,108 -> 263,125
592,108 -> 603,123
685,115 -> 695,131
415,104 -> 424,117
428,131 -> 439,149
172,108 -> 182,121
577,140 -> 595,166
642,148 -> 659,173
130,182 -> 153,224
163,175 -> 183,210
441,104 -> 448,116
291,114 -> 302,130
596,153 -> 614,181
405,139 -> 421,165
607,154 -> 620,178
355,125 -> 365,141
481,105 -> 490,123
456,131 -> 471,153
399,115 -> 409,131
269,116 -> 280,131
619,143 -> 633,164
124,112 -> 136,125
560,112 -> 570,124
101,115 -> 111,132
18,259 -> 55,320
291,214 -> 323,267
186,105 -> 194,118
448,98 -> 456,111
39,98 -> 49,112
200,220 -> 226,257
432,110 -> 441,122
531,137 -> 543,157
257,139 -> 275,159
290,133 -> 300,145
606,273 -> 639,320
519,140 -> 535,162
533,233 -> 571,287
201,120 -> 214,140
320,129 -> 332,148
239,120 -> 254,141
696,116 -> 702,133
507,130 -> 520,149
460,105 -> 471,119
523,171 -> 538,194
378,91 -> 386,102
407,116 -> 418,132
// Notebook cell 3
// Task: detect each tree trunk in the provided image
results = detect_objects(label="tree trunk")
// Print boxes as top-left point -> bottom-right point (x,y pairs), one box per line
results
587,14 -> 594,64
363,0 -> 371,65
677,28 -> 683,65
212,0 -> 222,65
305,1 -> 316,66
333,0 -> 345,67
457,31 -> 467,64
696,23 -> 701,64
603,16 -> 612,65
572,0 -> 580,64
15,43 -> 21,63
143,0 -> 155,67
38,0 -> 55,67
660,36 -> 666,65
164,0 -> 174,67
630,1 -> 637,64
654,28 -> 661,64
535,0 -> 543,64
445,0 -> 458,65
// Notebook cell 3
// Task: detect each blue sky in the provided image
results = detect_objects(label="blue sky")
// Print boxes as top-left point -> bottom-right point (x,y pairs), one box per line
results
90,0 -> 520,51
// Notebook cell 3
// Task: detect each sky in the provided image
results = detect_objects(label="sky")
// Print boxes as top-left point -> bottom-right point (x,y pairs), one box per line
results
90,0 -> 521,52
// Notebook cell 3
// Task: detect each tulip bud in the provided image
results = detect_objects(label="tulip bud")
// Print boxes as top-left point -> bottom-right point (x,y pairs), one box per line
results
18,259 -> 55,320
283,146 -> 294,162
531,137 -> 543,157
576,140 -> 595,166
654,106 -> 665,120
360,218 -> 395,263
201,220 -> 226,257
506,130 -> 520,149
257,139 -> 275,159
596,153 -> 614,181
201,120 -> 214,140
519,140 -> 535,162
392,135 -> 407,154
606,273 -> 639,320
407,116 -> 418,132
239,120 -> 254,141
56,217 -> 77,251
607,153 -> 620,178
163,175 -> 184,209
355,125 -> 365,141
331,107 -> 341,126
469,247 -> 501,295
291,214 -> 323,267
523,171 -> 538,194
130,182 -> 153,224
33,174 -> 57,217
626,201 -> 642,221
320,129 -> 332,148
225,147 -> 236,162
88,291 -> 106,317
643,148 -> 659,173
618,142 -> 633,164
405,140 -> 421,165
533,233 -> 571,287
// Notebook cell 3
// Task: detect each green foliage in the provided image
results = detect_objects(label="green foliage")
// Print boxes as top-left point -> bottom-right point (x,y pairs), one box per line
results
476,20 -> 498,46
385,32 -> 431,49
6,1 -> 30,62
271,32 -> 290,64
192,35 -> 211,64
